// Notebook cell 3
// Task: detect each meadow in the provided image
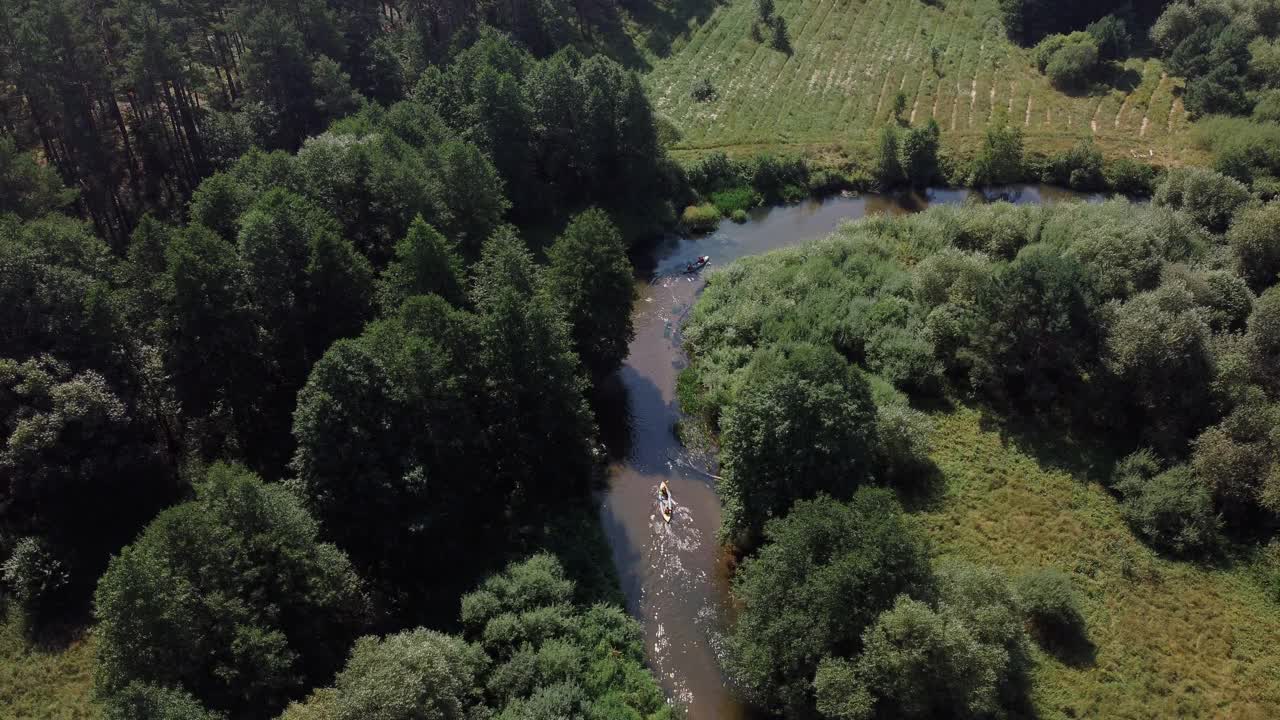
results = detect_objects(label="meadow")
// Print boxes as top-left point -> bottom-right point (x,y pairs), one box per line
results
644,0 -> 1201,165
922,410 -> 1280,719
0,611 -> 98,719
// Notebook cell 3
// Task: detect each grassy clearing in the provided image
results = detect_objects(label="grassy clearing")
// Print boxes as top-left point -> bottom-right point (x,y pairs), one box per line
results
646,0 -> 1204,166
921,409 -> 1280,720
0,609 -> 99,720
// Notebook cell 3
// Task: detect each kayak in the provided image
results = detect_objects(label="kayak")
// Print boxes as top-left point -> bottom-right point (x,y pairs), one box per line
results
661,498 -> 674,524
684,256 -> 710,274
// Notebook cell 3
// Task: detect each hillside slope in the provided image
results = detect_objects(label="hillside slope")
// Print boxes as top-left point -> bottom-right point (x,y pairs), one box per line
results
645,0 -> 1199,164
923,411 -> 1280,719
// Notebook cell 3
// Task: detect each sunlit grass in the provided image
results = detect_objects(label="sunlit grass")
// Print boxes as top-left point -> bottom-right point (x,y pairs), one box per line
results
645,0 -> 1204,167
921,409 -> 1280,719
0,609 -> 99,719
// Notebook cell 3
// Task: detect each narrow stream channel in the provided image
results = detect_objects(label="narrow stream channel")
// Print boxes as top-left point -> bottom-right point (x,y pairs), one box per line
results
598,185 -> 1100,719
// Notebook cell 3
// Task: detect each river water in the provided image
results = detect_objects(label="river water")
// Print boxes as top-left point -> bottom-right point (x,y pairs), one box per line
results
597,185 -> 1099,719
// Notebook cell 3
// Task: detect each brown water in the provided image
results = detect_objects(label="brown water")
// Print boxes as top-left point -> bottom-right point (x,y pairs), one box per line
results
598,185 -> 1100,719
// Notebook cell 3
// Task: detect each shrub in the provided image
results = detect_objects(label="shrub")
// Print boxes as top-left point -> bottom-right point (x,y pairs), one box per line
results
969,125 -> 1025,186
1104,157 -> 1157,195
681,203 -> 720,232
328,630 -> 486,720
690,76 -> 716,102
1114,462 -> 1221,555
749,154 -> 808,201
1015,568 -> 1087,646
1227,201 -> 1280,290
686,151 -> 744,193
725,491 -> 933,715
718,344 -> 878,543
711,186 -> 759,215
1086,14 -> 1131,60
1,536 -> 70,626
731,208 -> 748,223
1153,166 -> 1252,232
1032,33 -> 1091,73
1041,139 -> 1104,190
1046,40 -> 1100,90
93,463 -> 368,718
1253,89 -> 1280,123
816,563 -> 1028,720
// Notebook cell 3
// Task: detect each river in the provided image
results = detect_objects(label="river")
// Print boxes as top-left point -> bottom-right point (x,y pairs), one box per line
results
597,185 -> 1101,719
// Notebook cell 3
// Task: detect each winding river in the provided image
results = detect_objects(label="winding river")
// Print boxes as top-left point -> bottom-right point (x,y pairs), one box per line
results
598,185 -> 1100,719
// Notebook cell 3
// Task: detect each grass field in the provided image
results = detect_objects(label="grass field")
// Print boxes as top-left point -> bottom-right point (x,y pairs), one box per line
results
922,410 -> 1280,720
643,0 -> 1202,166
0,610 -> 99,720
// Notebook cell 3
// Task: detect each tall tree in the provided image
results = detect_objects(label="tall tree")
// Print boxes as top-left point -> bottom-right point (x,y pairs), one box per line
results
544,208 -> 635,380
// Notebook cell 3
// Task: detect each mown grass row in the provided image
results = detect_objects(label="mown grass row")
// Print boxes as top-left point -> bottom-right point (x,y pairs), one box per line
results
646,0 -> 1202,165
923,410 -> 1280,719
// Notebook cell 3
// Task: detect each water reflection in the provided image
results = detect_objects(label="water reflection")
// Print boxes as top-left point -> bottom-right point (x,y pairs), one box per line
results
602,185 -> 1100,719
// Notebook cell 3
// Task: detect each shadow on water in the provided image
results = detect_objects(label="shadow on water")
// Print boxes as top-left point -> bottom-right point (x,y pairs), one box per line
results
604,185 -> 1101,719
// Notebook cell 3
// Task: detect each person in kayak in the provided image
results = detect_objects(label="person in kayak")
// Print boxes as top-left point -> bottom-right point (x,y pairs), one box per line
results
658,480 -> 674,522
685,256 -> 710,273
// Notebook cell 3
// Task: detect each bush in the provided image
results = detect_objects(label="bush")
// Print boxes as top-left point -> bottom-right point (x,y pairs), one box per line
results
1015,568 -> 1086,646
731,208 -> 748,223
718,344 -> 878,543
1194,116 -> 1280,189
749,154 -> 808,201
1153,166 -> 1252,232
93,463 -> 368,718
690,76 -> 716,102
1086,14 -> 1131,60
969,125 -> 1025,186
1032,32 -> 1091,72
710,186 -> 759,215
1253,90 -> 1280,123
1,536 -> 70,626
1041,139 -> 1104,190
725,491 -> 933,715
1227,201 -> 1280,290
686,151 -> 745,193
1114,460 -> 1221,556
1046,40 -> 1100,90
328,630 -> 486,720
1104,157 -> 1157,194
681,203 -> 720,232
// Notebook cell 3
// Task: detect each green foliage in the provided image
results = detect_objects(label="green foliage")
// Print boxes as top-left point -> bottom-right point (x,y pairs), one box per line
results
1227,201 -> 1280,290
969,245 -> 1100,409
1014,568 -> 1086,645
690,76 -> 716,102
725,491 -> 933,715
328,630 -> 486,720
0,135 -> 75,219
1045,38 -> 1100,90
718,344 -> 878,543
94,463 -> 367,718
1040,139 -> 1104,190
545,209 -> 636,378
1104,157 -> 1158,195
1190,396 -> 1280,529
1253,90 -> 1280,122
681,203 -> 721,231
710,186 -> 760,215
102,683 -> 226,720
874,127 -> 905,187
1086,15 -> 1132,60
1105,281 -> 1216,452
1153,166 -> 1252,233
898,121 -> 942,187
0,537 -> 70,626
1113,454 -> 1221,555
969,125 -> 1025,186
377,215 -> 465,310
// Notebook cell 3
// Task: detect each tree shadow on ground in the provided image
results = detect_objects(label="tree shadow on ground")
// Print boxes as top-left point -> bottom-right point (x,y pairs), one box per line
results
1101,65 -> 1143,93
594,0 -> 725,70
975,407 -> 1118,485
1031,624 -> 1099,669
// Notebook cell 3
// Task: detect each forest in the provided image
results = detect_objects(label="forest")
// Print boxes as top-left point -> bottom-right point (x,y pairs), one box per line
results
3,0 -> 1280,718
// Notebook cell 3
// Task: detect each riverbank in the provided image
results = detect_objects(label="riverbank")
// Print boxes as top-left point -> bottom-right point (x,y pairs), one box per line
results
666,192 -> 1280,718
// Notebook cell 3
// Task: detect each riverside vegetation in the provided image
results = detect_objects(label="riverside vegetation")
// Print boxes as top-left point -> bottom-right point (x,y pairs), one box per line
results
2,1 -> 1280,719
680,167 -> 1280,717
